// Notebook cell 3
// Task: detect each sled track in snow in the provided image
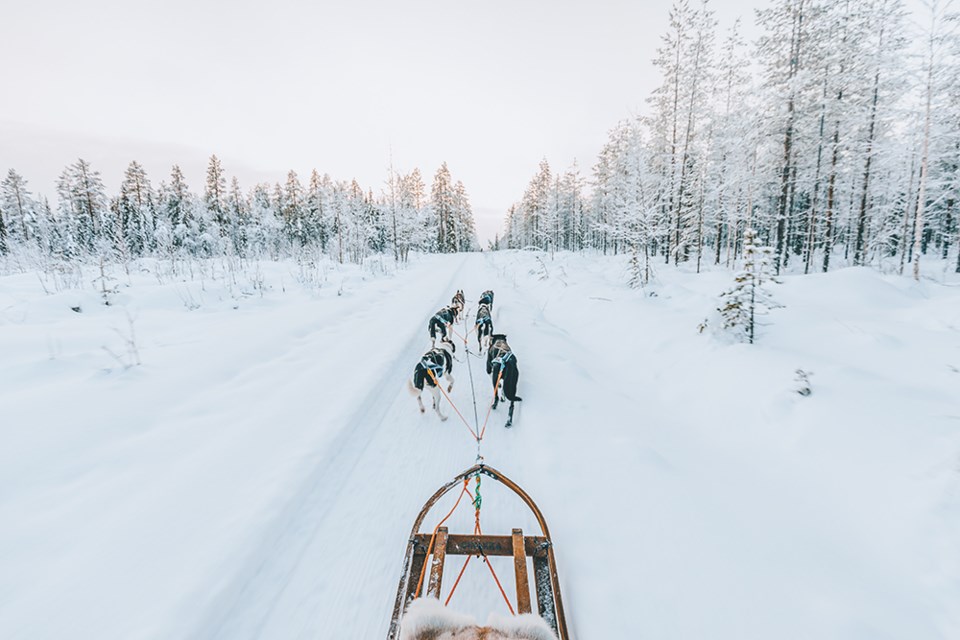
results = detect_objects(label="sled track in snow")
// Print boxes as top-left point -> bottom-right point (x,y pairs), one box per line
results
189,258 -> 468,640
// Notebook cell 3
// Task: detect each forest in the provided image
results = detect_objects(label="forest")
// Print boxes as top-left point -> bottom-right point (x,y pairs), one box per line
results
501,0 -> 960,282
0,158 -> 479,269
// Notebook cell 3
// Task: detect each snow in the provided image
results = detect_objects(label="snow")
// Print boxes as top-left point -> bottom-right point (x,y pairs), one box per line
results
1,251 -> 959,639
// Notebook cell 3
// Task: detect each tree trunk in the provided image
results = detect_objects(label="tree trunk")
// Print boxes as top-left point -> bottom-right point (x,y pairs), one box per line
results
913,19 -> 934,282
775,0 -> 804,275
854,59 -> 883,266
899,154 -> 917,275
822,118 -> 841,272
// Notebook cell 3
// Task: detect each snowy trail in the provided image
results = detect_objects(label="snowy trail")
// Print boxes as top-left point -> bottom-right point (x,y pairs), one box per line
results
184,252 -> 645,639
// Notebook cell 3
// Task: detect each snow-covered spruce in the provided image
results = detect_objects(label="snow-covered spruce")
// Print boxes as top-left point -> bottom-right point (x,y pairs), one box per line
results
716,228 -> 781,343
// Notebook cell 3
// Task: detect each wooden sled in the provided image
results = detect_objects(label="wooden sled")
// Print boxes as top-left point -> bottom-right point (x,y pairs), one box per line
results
387,464 -> 569,640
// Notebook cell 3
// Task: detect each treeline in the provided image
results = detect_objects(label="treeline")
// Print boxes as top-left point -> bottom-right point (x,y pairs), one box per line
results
0,157 -> 478,266
501,0 -> 960,281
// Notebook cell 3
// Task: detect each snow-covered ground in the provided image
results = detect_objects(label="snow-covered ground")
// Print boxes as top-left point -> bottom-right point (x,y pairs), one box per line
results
1,252 -> 959,639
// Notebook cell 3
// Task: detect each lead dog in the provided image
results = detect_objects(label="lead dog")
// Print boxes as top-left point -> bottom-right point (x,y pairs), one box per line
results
452,289 -> 465,312
428,306 -> 459,346
486,333 -> 522,426
475,302 -> 493,352
409,341 -> 455,420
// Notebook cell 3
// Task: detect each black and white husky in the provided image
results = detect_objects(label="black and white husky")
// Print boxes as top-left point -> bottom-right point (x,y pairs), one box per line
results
409,342 -> 456,420
428,306 -> 459,346
452,289 -> 465,311
486,333 -> 522,426
475,303 -> 493,351
478,289 -> 494,309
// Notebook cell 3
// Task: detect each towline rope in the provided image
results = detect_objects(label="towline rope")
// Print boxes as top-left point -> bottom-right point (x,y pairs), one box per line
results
416,299 -> 516,614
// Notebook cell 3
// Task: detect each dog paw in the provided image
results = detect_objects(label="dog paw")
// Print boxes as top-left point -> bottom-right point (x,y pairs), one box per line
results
440,415 -> 448,422
419,407 -> 425,414
447,384 -> 453,392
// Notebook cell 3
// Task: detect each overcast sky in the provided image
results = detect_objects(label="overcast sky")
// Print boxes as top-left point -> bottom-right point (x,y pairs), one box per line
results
0,0 -> 921,244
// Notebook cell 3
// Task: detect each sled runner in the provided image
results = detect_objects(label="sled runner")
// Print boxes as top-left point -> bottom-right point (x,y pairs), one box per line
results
387,464 -> 569,640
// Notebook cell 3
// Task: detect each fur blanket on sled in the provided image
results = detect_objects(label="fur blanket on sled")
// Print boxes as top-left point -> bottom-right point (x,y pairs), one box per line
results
400,598 -> 557,640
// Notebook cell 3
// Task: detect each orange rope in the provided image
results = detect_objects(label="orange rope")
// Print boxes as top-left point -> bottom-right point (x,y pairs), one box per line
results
443,555 -> 473,606
415,478 -> 471,599
426,368 -> 479,440
478,368 -> 504,440
417,310 -> 514,614
443,477 -> 515,615
482,551 -> 516,615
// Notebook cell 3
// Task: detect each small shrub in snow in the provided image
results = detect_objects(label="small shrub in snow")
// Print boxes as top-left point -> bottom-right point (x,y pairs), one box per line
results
532,256 -> 550,280
717,229 -> 781,344
93,258 -> 119,306
794,369 -> 813,396
102,312 -> 141,370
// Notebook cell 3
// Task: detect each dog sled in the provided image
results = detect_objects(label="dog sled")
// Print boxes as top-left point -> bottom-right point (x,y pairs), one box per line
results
387,464 -> 569,640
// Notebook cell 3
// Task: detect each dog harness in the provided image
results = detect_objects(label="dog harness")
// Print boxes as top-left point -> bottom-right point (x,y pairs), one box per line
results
476,315 -> 492,325
421,357 -> 445,379
491,350 -> 514,369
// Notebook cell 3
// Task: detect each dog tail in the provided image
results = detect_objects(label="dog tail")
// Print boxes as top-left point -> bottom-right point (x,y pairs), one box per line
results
407,377 -> 419,396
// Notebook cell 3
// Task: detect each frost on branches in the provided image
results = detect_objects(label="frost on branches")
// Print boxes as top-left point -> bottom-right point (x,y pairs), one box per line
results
717,228 -> 781,343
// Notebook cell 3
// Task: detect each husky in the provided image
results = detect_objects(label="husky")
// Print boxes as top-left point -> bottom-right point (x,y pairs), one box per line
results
486,333 -> 522,426
408,342 -> 456,420
428,306 -> 459,346
478,289 -> 494,310
452,289 -> 465,312
475,302 -> 494,352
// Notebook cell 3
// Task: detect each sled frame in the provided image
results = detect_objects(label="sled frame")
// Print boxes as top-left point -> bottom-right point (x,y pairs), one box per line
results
387,464 -> 569,640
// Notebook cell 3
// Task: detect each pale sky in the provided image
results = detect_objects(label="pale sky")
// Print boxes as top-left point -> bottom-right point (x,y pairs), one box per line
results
0,0 -> 903,244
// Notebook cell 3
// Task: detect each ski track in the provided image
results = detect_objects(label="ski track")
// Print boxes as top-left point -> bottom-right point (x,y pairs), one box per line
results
186,256 -> 469,640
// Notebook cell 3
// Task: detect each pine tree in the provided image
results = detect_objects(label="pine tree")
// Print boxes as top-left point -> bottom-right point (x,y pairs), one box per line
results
718,229 -> 781,343
204,155 -> 227,233
57,159 -> 108,254
431,163 -> 457,253
160,165 -> 194,253
227,176 -> 247,254
1,169 -> 37,246
453,180 -> 478,252
116,161 -> 155,255
281,170 -> 305,247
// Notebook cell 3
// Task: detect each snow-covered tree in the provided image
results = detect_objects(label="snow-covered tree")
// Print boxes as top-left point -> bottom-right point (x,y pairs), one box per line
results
159,165 -> 195,254
204,155 -> 227,233
1,169 -> 39,248
57,159 -> 108,255
717,228 -> 781,343
115,161 -> 155,255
